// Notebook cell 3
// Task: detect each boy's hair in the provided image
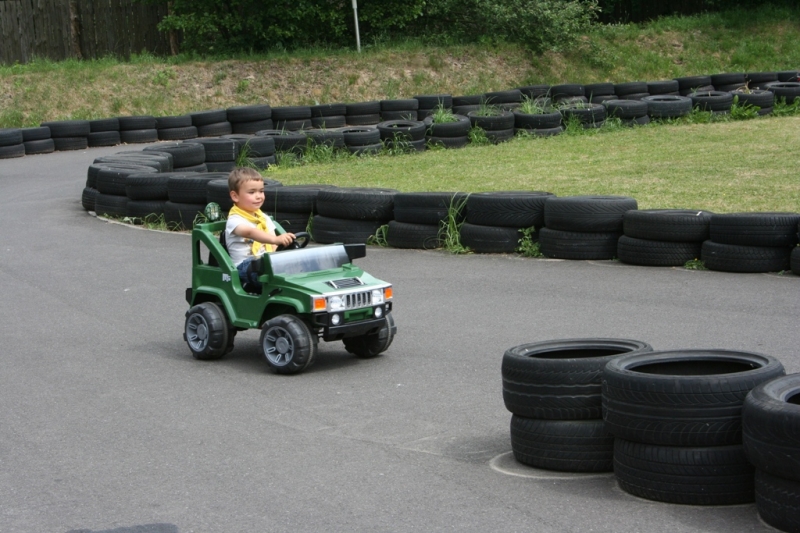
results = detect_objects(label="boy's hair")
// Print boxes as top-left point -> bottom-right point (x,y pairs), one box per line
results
228,167 -> 263,193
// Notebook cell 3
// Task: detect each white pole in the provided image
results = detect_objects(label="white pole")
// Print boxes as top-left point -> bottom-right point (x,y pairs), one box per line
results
352,0 -> 361,52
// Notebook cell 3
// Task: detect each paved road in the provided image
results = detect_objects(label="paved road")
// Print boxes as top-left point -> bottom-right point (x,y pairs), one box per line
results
1,146 -> 798,533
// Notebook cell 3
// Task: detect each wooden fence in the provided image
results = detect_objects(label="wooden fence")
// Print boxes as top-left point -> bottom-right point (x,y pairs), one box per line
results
0,0 -> 172,65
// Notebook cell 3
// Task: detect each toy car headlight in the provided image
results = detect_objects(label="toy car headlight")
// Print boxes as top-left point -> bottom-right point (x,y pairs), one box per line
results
371,289 -> 384,305
329,295 -> 346,311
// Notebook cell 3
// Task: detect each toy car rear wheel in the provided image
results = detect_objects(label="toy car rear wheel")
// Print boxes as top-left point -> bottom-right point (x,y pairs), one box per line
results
184,302 -> 230,360
343,313 -> 395,358
260,315 -> 317,374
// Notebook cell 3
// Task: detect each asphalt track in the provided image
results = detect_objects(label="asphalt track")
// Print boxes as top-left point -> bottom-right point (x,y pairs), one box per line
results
0,145 -> 798,533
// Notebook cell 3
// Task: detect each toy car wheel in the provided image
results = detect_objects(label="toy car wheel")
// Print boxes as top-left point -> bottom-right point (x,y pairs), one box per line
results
343,312 -> 395,358
260,315 -> 317,374
184,302 -> 230,360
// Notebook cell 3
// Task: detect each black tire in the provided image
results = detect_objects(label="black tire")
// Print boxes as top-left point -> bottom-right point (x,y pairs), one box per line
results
647,80 -> 680,95
164,201 -> 205,230
0,128 -> 23,146
184,138 -> 239,162
517,85 -> 551,99
168,174 -> 228,204
174,163 -> 208,173
81,187 -> 98,211
271,106 -> 312,121
386,221 -> 442,249
94,193 -> 129,217
617,236 -> 702,267
559,103 -> 607,126
426,135 -> 468,149
614,439 -> 755,505
0,143 -> 25,159
269,211 -> 311,232
190,109 -> 227,126
305,129 -> 345,148
793,246 -> 800,276
502,338 -> 653,420
690,91 -> 734,112
88,131 -> 121,147
413,94 -> 452,109
584,83 -> 615,98
544,195 -> 637,232
746,72 -> 779,87
310,116 -> 347,129
88,162 -> 153,188
223,134 -> 275,158
125,172 -> 176,201
623,209 -> 712,242
339,126 -> 381,146
311,103 -> 347,117
143,142 -> 205,168
155,115 -> 192,129
380,110 -> 419,121
40,120 -> 90,137
342,313 -> 395,358
466,191 -> 553,228
711,72 -> 746,87
53,137 -> 88,151
551,84 -> 585,100
452,105 -> 481,116
231,119 -> 274,135
184,302 -> 230,360
345,101 -> 380,116
196,121 -> 233,137
453,94 -> 483,106
467,110 -> 515,131
380,99 -> 419,112
158,126 -> 199,141
260,315 -> 317,374
263,185 -> 332,214
602,349 -> 786,446
778,71 -> 800,82
346,114 -> 382,126
539,228 -> 621,260
310,216 -> 384,244
96,165 -> 157,195
393,192 -> 467,225
424,115 -> 471,137
23,139 -> 55,155
510,416 -> 615,473
118,116 -> 156,131
376,120 -> 426,142
675,75 -> 713,92
755,470 -> 800,533
603,100 -> 648,119
119,129 -> 159,144
226,104 -> 272,123
459,223 -> 522,254
702,241 -> 792,273
256,130 -> 308,153
205,161 -> 236,172
743,374 -> 800,481
614,81 -> 648,96
126,200 -> 167,221
642,95 -> 693,118
710,212 -> 800,247
769,83 -> 800,104
104,152 -> 171,172
20,126 -> 51,142
316,187 -> 396,221
731,90 -> 774,109
618,93 -> 650,101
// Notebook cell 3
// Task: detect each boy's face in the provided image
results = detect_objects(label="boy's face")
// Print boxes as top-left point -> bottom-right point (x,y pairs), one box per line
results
230,179 -> 264,212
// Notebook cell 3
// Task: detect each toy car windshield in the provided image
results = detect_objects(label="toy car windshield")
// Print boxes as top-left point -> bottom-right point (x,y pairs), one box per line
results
268,244 -> 351,275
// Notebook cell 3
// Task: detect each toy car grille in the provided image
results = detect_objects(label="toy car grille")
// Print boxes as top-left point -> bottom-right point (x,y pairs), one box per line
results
327,277 -> 363,289
345,291 -> 372,309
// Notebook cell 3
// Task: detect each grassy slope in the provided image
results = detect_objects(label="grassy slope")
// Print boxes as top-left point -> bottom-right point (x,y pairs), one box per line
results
1,5 -> 799,126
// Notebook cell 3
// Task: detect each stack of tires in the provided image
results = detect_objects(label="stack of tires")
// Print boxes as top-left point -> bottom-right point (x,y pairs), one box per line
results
711,72 -> 747,93
165,172 -> 230,229
144,142 -> 207,172
550,84 -> 586,105
603,349 -> 785,505
387,192 -> 465,249
261,184 -> 329,234
460,191 -> 552,253
513,107 -> 563,137
613,81 -> 649,101
690,91 -> 734,114
376,120 -> 426,152
617,209 -> 712,267
0,128 -> 25,159
304,129 -> 345,151
770,82 -> 800,104
222,134 -> 276,170
559,102 -> 607,129
483,89 -> 523,110
584,83 -> 616,104
467,109 -> 515,143
452,95 -> 482,116
743,374 -> 800,533
540,196 -> 637,260
424,114 -> 470,149
340,126 -> 382,155
227,105 -> 273,134
88,118 -> 121,147
701,212 -> 800,273
185,138 -> 239,172
191,110 -> 232,137
380,99 -> 419,121
642,95 -> 693,119
731,89 -> 774,115
603,100 -> 650,126
156,114 -> 198,141
118,115 -> 158,144
41,119 -> 89,151
272,105 -> 312,131
746,72 -> 779,90
346,101 -> 381,126
93,164 -> 158,217
312,187 -> 397,244
414,94 -> 452,120
21,127 -> 54,155
675,75 -> 714,96
310,103 -> 346,129
503,339 -> 653,473
646,79 -> 680,97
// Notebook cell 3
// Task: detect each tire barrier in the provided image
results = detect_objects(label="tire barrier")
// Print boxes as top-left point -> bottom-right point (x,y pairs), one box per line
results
502,338 -> 652,472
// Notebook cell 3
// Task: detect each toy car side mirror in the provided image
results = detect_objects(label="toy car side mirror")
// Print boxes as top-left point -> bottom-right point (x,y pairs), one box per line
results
344,243 -> 366,261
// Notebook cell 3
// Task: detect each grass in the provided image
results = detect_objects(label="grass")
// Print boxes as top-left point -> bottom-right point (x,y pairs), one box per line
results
2,5 -> 799,127
271,114 -> 800,213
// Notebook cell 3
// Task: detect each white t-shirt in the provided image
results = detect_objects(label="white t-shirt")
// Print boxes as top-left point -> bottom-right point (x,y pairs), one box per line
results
225,213 -> 277,266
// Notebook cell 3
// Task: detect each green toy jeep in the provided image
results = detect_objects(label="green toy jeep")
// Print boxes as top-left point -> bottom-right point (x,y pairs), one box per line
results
184,218 -> 396,374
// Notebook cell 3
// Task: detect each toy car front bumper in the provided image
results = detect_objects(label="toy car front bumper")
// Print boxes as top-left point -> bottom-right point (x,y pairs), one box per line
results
312,302 -> 393,341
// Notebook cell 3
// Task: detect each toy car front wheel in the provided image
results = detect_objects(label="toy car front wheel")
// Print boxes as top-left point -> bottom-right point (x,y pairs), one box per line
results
260,315 -> 317,374
343,312 -> 396,358
184,302 -> 230,360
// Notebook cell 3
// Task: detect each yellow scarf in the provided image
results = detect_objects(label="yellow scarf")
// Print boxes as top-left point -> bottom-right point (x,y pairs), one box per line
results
229,205 -> 276,255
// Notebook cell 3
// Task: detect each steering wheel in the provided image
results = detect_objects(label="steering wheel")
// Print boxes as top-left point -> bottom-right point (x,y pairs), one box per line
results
276,232 -> 310,251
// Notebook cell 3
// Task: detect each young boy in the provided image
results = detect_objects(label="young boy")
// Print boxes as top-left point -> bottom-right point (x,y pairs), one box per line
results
226,167 -> 295,289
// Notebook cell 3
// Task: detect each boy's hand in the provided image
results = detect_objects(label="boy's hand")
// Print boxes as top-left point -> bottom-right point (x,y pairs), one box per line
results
276,233 -> 296,247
